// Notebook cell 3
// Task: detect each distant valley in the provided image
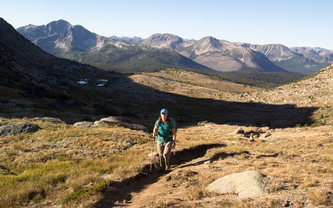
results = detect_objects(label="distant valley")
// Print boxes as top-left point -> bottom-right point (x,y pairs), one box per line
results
17,19 -> 333,75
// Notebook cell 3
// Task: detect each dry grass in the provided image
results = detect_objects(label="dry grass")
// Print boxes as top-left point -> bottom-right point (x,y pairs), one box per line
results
0,117 -> 152,207
142,69 -> 258,93
1,118 -> 332,207
135,124 -> 332,207
131,69 -> 257,101
1,67 -> 333,207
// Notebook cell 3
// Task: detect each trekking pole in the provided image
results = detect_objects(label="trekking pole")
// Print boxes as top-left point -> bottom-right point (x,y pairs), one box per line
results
149,133 -> 155,173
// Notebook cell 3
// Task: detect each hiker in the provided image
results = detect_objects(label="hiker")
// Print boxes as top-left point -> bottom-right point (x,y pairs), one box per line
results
153,109 -> 176,172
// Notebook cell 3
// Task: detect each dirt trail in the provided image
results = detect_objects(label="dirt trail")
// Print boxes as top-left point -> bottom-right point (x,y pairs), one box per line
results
93,143 -> 225,207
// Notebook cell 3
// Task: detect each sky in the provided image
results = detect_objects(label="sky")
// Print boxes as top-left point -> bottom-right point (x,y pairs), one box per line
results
1,0 -> 333,50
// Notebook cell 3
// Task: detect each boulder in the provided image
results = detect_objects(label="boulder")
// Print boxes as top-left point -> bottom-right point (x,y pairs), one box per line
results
74,121 -> 94,127
93,116 -> 148,132
0,122 -> 39,137
206,170 -> 266,198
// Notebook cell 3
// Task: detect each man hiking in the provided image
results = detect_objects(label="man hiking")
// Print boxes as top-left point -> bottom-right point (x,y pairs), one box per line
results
153,109 -> 176,172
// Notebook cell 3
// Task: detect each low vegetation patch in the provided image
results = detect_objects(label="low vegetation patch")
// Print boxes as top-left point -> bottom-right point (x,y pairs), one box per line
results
0,117 -> 151,207
215,71 -> 306,88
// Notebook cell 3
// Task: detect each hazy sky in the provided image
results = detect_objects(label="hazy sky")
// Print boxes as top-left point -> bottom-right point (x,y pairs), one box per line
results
1,0 -> 332,50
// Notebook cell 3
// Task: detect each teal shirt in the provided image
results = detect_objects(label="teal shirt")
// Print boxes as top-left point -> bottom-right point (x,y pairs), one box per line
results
155,119 -> 175,143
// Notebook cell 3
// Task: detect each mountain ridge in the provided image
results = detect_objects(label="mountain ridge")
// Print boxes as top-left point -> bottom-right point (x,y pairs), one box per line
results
17,20 -> 212,73
0,18 -> 110,99
16,19 -> 333,74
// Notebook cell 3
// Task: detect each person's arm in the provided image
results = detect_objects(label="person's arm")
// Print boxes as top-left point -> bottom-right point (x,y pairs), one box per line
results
171,127 -> 176,148
153,125 -> 159,137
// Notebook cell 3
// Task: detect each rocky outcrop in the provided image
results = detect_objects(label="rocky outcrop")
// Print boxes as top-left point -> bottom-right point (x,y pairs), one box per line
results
231,127 -> 271,141
74,116 -> 148,132
73,121 -> 94,127
0,122 -> 39,137
94,116 -> 147,132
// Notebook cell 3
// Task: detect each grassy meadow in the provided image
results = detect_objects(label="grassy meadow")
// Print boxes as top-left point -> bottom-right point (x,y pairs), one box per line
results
0,117 -> 151,207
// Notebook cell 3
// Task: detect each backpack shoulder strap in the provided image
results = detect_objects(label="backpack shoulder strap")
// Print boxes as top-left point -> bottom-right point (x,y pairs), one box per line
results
169,117 -> 176,130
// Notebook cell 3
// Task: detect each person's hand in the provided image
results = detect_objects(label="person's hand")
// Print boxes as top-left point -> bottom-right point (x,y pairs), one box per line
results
172,141 -> 176,150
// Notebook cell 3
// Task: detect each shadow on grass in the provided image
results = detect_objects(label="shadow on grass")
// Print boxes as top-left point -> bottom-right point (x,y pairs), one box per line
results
108,75 -> 319,131
4,73 -> 318,131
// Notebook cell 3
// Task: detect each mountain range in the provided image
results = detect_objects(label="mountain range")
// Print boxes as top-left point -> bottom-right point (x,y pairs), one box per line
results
16,20 -> 212,74
0,18 -> 110,100
16,20 -> 333,74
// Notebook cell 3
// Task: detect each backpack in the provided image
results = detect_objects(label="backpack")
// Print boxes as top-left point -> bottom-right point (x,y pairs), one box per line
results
157,117 -> 177,138
169,117 -> 177,132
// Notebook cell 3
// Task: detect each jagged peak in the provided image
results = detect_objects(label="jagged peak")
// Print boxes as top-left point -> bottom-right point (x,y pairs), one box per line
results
48,19 -> 71,25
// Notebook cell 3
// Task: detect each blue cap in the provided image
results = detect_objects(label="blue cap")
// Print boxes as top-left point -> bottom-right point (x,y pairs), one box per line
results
160,109 -> 168,114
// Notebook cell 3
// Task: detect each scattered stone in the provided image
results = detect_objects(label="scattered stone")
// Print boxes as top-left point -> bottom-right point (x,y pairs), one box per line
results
260,127 -> 270,133
283,200 -> 290,207
204,160 -> 211,164
232,127 -> 244,135
206,170 -> 266,198
0,122 -> 39,137
197,120 -> 209,125
148,152 -> 158,157
249,133 -> 255,141
73,121 -> 94,127
263,132 -> 271,138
